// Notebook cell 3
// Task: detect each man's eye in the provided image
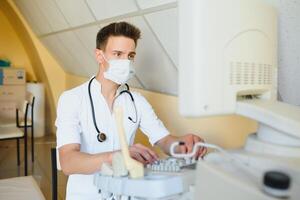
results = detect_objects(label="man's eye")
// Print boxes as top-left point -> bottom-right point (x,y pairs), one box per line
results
114,52 -> 121,57
128,55 -> 135,60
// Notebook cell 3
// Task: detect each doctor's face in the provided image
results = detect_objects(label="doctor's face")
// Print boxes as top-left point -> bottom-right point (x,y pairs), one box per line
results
95,36 -> 136,69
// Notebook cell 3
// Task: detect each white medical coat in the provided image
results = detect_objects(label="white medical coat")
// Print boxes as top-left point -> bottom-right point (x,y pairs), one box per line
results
55,78 -> 169,200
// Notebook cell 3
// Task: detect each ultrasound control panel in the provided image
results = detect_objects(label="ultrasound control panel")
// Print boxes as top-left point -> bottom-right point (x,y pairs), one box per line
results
146,157 -> 197,172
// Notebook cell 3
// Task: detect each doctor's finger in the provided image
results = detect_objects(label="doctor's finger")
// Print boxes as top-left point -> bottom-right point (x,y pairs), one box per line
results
132,153 -> 147,164
137,148 -> 156,163
184,136 -> 197,153
131,146 -> 154,163
185,140 -> 194,153
197,147 -> 207,159
193,146 -> 205,159
135,144 -> 158,160
193,137 -> 205,158
179,144 -> 187,154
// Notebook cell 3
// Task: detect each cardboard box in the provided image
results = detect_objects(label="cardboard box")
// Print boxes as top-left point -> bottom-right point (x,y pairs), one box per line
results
0,85 -> 26,102
0,68 -> 26,85
0,101 -> 16,119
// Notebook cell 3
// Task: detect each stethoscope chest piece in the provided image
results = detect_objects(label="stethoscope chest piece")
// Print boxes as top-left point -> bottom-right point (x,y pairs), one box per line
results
97,133 -> 107,142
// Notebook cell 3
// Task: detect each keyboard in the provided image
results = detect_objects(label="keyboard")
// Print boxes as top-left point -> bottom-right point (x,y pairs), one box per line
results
146,157 -> 197,172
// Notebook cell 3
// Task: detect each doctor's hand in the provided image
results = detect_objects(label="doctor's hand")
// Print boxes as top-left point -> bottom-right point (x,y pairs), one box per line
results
178,134 -> 207,159
129,144 -> 159,165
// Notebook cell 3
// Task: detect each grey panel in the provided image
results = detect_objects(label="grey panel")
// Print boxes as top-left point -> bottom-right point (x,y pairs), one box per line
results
136,0 -> 176,9
120,17 -> 178,95
127,76 -> 144,89
276,0 -> 300,106
86,0 -> 138,20
34,0 -> 70,31
145,8 -> 178,67
74,25 -> 101,58
263,0 -> 279,7
14,0 -> 52,35
55,0 -> 95,27
57,31 -> 98,77
41,35 -> 77,73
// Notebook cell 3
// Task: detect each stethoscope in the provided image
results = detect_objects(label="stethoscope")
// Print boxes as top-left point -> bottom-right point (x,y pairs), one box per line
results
88,77 -> 137,143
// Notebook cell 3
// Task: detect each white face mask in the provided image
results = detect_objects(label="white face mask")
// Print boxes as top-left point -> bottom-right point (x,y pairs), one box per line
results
102,54 -> 135,84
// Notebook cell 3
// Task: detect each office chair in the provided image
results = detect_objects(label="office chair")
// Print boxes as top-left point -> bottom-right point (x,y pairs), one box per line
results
0,100 -> 29,175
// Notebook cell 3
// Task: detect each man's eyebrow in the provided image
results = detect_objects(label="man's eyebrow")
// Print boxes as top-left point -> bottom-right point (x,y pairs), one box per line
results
111,50 -> 136,55
112,50 -> 123,53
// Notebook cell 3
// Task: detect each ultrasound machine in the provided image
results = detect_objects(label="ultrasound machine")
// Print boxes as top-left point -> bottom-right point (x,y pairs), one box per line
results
94,0 -> 300,199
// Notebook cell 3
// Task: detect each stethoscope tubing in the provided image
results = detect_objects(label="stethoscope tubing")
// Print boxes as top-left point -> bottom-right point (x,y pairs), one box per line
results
88,77 -> 101,134
88,77 -> 137,142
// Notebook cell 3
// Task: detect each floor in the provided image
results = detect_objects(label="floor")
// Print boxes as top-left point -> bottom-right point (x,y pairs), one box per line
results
0,135 -> 67,200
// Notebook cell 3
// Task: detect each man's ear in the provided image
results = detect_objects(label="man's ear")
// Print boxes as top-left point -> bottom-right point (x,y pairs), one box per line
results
95,49 -> 104,64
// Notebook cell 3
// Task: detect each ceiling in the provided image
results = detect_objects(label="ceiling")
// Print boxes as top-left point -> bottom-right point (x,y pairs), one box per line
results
13,0 -> 178,95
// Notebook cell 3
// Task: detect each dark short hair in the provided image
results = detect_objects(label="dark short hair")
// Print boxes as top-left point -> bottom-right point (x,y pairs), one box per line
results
96,22 -> 141,50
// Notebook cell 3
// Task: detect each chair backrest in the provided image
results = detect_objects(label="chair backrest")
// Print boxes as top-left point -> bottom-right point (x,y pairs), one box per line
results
18,100 -> 29,116
16,100 -> 29,126
26,92 -> 35,120
26,92 -> 35,106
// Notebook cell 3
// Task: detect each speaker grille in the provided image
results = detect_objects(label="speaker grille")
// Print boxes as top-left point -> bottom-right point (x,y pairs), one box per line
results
230,62 -> 272,85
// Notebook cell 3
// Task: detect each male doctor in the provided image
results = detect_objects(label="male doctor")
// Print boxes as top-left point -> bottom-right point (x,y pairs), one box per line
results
56,22 -> 206,200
